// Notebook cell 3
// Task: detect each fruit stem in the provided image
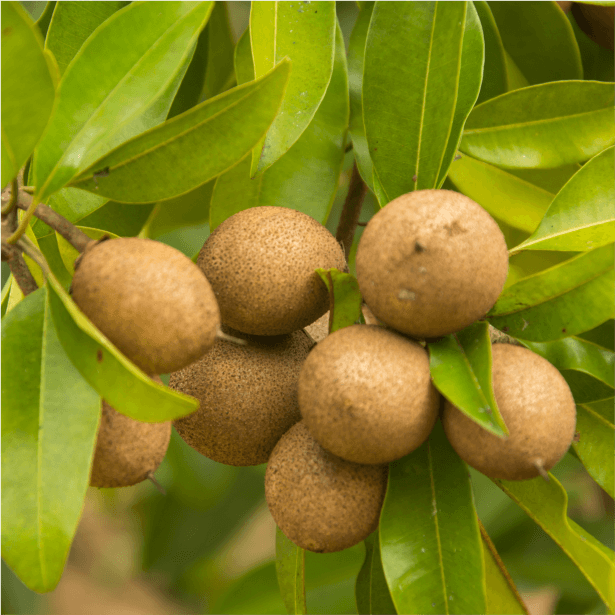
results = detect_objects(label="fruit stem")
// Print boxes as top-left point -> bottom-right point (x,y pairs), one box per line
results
533,459 -> 550,482
1,241 -> 39,295
146,472 -> 167,495
216,329 -> 248,346
336,162 -> 368,260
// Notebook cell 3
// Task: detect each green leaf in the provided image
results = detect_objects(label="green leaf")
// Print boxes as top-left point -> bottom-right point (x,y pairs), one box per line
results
511,147 -> 615,253
45,1 -> 126,75
234,28 -> 254,84
45,273 -> 199,422
315,269 -> 362,333
356,532 -> 397,615
209,22 -> 348,228
428,322 -> 507,437
380,421 -> 486,615
37,234 -> 72,289
201,0 -> 235,99
1,1 -> 55,188
522,337 -> 614,401
577,319 -> 614,351
495,474 -> 615,612
276,526 -> 306,615
69,60 -> 291,203
32,1 -> 214,201
447,153 -> 572,234
363,1 -> 484,200
568,8 -> 614,82
1,276 -> 11,317
347,0 -> 374,191
574,400 -> 614,498
35,1 -> 55,38
461,81 -> 615,169
487,1 -> 583,85
480,522 -> 529,615
249,1 -> 336,175
2,286 -> 100,593
488,245 -> 615,341
473,2 -> 508,104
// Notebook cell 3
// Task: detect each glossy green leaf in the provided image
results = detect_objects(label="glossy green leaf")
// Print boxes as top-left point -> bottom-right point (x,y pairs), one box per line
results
56,227 -> 120,275
488,1 -> 582,85
577,319 -> 614,351
511,147 -> 615,253
447,153 -> 571,233
495,474 -> 615,612
568,8 -> 614,82
522,337 -> 614,399
209,23 -> 347,228
45,272 -> 198,422
473,2 -> 508,104
32,1 -> 213,201
380,421 -> 486,615
69,61 -> 291,203
347,0 -> 374,191
574,400 -> 614,498
37,234 -> 72,289
234,28 -> 254,84
45,1 -> 126,75
1,1 -> 55,188
35,1 -> 55,38
202,0 -> 235,99
461,81 -> 615,169
276,526 -> 306,615
315,269 -> 362,333
480,523 -> 529,615
2,286 -> 100,593
363,2 -> 484,200
428,322 -> 506,437
488,245 -> 615,341
249,1 -> 336,175
356,532 -> 397,615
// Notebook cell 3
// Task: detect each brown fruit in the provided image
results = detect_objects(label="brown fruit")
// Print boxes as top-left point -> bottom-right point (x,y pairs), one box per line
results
170,327 -> 312,466
442,344 -> 577,480
197,207 -> 347,335
71,237 -> 220,375
265,422 -> 388,553
355,189 -> 508,339
90,390 -> 171,488
298,325 -> 439,464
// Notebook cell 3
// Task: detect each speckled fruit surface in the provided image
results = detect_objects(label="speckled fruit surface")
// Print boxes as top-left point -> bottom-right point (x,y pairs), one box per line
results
356,189 -> 508,338
198,207 -> 346,335
71,237 -> 220,375
265,422 -> 388,553
90,398 -> 171,488
299,325 -> 439,464
170,327 -> 312,466
442,344 -> 577,480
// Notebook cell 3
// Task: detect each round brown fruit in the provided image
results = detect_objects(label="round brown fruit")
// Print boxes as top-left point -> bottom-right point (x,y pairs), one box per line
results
265,422 -> 388,553
197,207 -> 347,335
442,344 -> 577,480
355,189 -> 508,339
298,325 -> 439,464
71,237 -> 220,375
90,385 -> 171,488
170,326 -> 312,466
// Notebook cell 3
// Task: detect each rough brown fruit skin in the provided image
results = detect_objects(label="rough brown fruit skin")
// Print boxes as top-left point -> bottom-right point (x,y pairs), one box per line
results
355,190 -> 508,339
299,325 -> 439,464
90,394 -> 171,488
71,237 -> 220,375
198,207 -> 347,335
265,422 -> 388,553
442,344 -> 577,480
170,327 -> 311,466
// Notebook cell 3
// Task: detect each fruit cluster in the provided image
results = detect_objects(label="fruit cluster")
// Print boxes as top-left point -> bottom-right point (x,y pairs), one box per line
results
72,191 -> 577,554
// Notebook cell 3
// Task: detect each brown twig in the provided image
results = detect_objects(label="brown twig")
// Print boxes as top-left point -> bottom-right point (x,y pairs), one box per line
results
16,198 -> 93,253
336,163 -> 368,260
1,242 -> 39,296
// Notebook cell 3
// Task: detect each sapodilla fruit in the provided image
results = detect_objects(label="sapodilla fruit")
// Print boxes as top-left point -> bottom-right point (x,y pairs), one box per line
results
91,382 -> 171,488
170,326 -> 312,466
355,189 -> 508,339
71,237 -> 220,375
442,344 -> 577,480
298,325 -> 440,464
197,207 -> 347,335
265,421 -> 388,553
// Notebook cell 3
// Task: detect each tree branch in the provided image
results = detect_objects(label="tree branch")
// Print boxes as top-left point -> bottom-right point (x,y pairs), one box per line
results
336,163 -> 368,260
1,242 -> 39,296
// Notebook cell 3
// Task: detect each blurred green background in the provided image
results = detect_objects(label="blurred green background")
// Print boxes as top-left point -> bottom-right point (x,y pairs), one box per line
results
2,3 -> 613,615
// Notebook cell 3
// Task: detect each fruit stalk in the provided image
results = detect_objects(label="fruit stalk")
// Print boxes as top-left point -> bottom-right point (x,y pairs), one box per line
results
335,162 -> 368,259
